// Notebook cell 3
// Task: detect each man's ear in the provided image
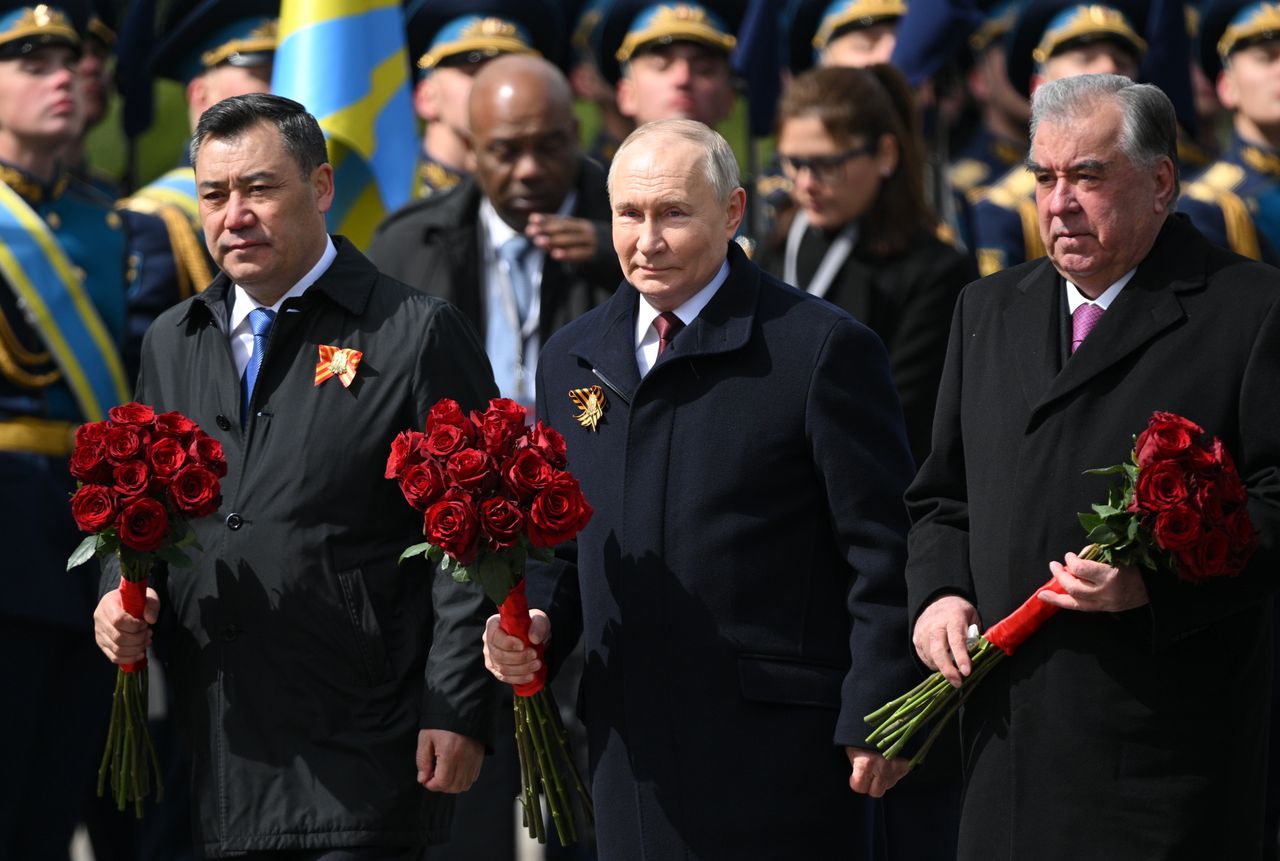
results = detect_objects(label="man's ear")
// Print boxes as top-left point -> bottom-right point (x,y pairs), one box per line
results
1152,156 -> 1177,214
413,75 -> 437,122
312,162 -> 335,214
725,186 -> 746,237
617,76 -> 637,120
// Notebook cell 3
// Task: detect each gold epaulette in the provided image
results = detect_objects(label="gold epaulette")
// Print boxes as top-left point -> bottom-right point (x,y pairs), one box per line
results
1018,197 -> 1046,262
755,173 -> 792,198
1193,161 -> 1246,195
934,221 -> 959,248
117,197 -> 213,297
949,158 -> 990,195
1182,179 -> 1263,261
972,166 -> 1035,208
0,306 -> 58,388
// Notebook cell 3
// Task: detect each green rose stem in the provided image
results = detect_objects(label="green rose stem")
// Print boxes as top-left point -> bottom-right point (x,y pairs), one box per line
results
866,545 -> 1101,768
512,697 -> 544,842
95,555 -> 165,815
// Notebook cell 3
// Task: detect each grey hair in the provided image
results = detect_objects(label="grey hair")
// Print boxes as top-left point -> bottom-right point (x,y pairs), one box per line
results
607,119 -> 741,204
1029,74 -> 1180,196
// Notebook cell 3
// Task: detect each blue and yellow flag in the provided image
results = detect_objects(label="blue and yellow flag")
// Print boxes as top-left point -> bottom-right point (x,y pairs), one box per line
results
272,0 -> 416,249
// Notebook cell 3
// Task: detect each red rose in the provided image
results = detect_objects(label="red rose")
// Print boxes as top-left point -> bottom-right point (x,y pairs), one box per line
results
71,484 -> 116,533
520,421 -> 567,469
426,399 -> 468,431
103,426 -> 144,465
479,397 -> 527,429
1226,507 -> 1258,559
154,411 -> 197,440
1193,478 -> 1226,524
504,448 -> 555,499
169,465 -> 221,518
69,443 -> 111,483
527,474 -> 593,548
475,409 -> 522,457
112,460 -> 151,500
108,402 -> 156,426
1134,460 -> 1190,512
1178,527 -> 1231,583
1153,505 -> 1201,552
447,448 -> 497,493
1134,412 -> 1203,467
75,420 -> 109,448
424,423 -> 470,458
424,489 -> 479,565
385,430 -> 424,479
188,434 -> 228,478
147,436 -> 188,480
480,496 -> 525,549
400,460 -> 447,511
117,497 -> 169,552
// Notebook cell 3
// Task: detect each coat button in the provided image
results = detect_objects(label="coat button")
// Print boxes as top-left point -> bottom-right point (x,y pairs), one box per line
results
225,513 -> 243,530
221,624 -> 239,642
216,415 -> 231,431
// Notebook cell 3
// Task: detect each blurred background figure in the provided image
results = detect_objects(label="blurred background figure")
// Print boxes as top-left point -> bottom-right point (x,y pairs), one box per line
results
595,0 -> 740,132
64,0 -> 118,196
118,0 -> 278,288
563,0 -> 632,165
407,0 -> 562,201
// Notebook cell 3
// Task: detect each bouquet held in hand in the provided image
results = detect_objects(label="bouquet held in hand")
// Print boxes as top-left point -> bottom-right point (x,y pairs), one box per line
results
865,411 -> 1259,768
387,397 -> 594,845
67,402 -> 227,815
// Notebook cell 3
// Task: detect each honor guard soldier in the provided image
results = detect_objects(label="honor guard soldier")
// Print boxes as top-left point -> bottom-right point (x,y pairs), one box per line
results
119,0 -> 278,293
408,0 -> 562,200
1185,1 -> 1280,257
0,3 -> 180,856
563,0 -> 631,166
64,0 -> 118,197
950,0 -> 1028,197
968,0 -> 1148,276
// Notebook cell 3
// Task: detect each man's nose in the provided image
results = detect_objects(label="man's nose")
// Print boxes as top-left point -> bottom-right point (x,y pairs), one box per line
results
1046,179 -> 1078,215
669,58 -> 693,85
224,193 -> 256,229
637,219 -> 665,254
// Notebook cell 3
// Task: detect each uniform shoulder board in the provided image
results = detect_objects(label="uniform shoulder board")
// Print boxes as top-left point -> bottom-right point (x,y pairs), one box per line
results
1195,162 -> 1247,195
949,159 -> 990,195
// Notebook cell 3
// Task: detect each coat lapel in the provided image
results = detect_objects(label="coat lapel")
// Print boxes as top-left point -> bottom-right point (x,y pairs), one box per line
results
1002,259 -> 1062,412
1028,217 -> 1205,423
665,241 -> 757,363
571,282 -> 641,404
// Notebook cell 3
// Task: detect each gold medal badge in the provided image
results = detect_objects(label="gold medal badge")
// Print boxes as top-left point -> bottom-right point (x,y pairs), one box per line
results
569,385 -> 607,431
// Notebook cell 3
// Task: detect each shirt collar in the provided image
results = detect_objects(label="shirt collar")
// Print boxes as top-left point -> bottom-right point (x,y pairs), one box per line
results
1065,267 -> 1134,314
634,258 -> 731,350
229,235 -> 337,332
480,192 -> 578,254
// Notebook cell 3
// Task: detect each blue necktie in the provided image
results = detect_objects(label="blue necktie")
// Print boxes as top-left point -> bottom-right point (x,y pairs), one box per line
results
242,307 -> 276,428
499,235 -> 532,323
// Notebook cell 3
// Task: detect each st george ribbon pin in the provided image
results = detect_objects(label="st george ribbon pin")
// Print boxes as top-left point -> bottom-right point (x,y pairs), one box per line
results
315,344 -> 363,387
569,385 -> 607,431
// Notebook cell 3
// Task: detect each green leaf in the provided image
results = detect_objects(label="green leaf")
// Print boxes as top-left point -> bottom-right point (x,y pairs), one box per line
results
439,553 -> 455,574
1083,464 -> 1127,477
451,568 -> 471,584
1078,512 -> 1103,532
1086,524 -> 1118,546
398,542 -> 433,564
154,544 -> 193,569
476,554 -> 517,605
66,534 -> 98,571
426,544 -> 444,562
528,546 -> 555,564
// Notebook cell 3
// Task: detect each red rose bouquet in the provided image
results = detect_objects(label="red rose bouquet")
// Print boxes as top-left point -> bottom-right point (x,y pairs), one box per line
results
67,402 -> 226,815
865,411 -> 1259,768
387,397 -> 594,845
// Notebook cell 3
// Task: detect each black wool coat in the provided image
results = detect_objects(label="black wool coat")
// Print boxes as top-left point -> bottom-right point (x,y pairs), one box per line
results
530,242 -> 920,860
366,157 -> 620,346
110,238 -> 498,857
906,215 -> 1280,860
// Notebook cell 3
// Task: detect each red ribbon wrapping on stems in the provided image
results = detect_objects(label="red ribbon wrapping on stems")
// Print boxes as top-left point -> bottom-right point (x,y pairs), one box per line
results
118,576 -> 148,673
499,580 -> 546,697
984,577 -> 1067,656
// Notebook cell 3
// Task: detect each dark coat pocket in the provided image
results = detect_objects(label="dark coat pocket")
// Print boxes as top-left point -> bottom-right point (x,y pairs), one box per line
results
337,566 -> 394,686
737,653 -> 844,709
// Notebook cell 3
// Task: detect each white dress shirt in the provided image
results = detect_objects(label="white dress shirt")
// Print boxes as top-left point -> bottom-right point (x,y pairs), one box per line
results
1064,268 -> 1135,314
634,259 -> 730,377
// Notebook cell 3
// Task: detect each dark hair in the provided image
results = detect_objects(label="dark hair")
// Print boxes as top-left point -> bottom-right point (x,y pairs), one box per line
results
189,93 -> 329,177
777,64 -> 934,256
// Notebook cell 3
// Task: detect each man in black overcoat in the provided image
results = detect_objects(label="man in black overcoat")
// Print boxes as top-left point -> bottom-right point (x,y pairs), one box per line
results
369,55 -> 618,411
908,74 -> 1280,860
483,119 -> 922,859
93,94 -> 498,860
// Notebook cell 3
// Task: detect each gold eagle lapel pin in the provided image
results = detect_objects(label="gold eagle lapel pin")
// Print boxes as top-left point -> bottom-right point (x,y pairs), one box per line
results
569,385 -> 608,431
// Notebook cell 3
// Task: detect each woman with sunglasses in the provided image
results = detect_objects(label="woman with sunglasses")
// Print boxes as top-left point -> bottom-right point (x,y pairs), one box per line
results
761,64 -> 977,465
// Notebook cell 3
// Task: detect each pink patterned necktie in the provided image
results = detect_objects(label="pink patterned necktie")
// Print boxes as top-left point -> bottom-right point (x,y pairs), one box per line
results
1071,302 -> 1104,354
654,311 -> 684,357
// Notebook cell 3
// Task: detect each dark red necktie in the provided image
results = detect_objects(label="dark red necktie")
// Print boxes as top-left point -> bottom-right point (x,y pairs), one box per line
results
654,311 -> 684,357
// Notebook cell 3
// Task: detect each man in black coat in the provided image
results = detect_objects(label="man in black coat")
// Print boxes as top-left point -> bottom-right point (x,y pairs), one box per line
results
908,74 -> 1280,859
370,55 -> 619,412
483,119 -> 920,860
93,94 -> 498,860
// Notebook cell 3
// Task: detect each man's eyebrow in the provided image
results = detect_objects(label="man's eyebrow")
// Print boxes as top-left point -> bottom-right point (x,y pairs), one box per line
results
1025,159 -> 1109,174
199,170 -> 281,189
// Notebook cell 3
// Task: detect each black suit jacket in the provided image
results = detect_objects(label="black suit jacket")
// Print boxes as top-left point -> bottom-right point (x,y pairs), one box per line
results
905,214 -> 1280,860
367,157 -> 619,346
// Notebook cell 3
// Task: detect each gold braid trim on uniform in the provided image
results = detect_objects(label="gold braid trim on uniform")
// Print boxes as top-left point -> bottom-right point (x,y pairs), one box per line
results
118,197 -> 213,297
0,416 -> 77,456
1018,197 -> 1046,261
0,308 -> 59,388
1215,189 -> 1262,260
